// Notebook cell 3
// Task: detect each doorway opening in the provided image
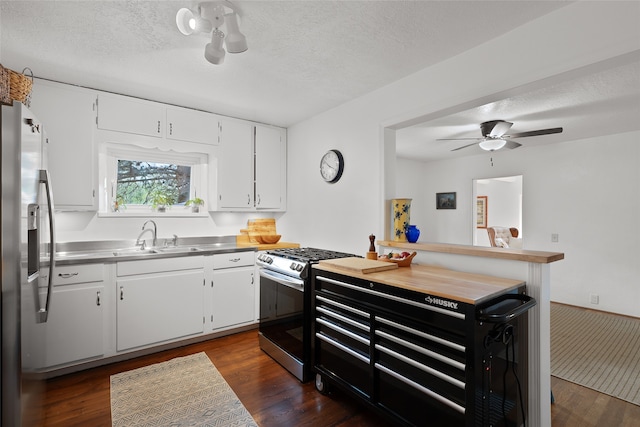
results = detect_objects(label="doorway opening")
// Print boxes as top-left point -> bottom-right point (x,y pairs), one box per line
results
473,175 -> 522,247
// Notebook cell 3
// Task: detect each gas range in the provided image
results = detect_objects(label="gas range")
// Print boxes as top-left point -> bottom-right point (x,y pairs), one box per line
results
257,247 -> 360,382
256,247 -> 360,280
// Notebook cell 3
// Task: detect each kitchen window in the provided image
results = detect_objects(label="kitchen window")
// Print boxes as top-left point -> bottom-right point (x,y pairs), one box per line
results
116,160 -> 191,207
101,144 -> 208,216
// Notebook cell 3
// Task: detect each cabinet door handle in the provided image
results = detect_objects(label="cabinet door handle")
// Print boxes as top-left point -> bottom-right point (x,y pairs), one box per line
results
257,194 -> 261,205
96,290 -> 101,306
251,273 -> 254,285
120,286 -> 124,300
229,258 -> 240,263
169,122 -> 173,135
247,194 -> 251,205
58,272 -> 79,279
157,120 -> 161,134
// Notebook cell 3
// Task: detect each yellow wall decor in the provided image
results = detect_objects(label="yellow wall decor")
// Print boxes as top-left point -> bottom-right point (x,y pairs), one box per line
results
392,198 -> 411,242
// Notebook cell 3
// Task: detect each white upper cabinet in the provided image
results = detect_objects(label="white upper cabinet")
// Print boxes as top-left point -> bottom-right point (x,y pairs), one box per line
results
97,93 -> 219,145
217,118 -> 254,209
255,125 -> 286,210
30,79 -> 97,210
97,93 -> 164,138
30,81 -> 286,213
215,120 -> 287,211
166,107 -> 218,145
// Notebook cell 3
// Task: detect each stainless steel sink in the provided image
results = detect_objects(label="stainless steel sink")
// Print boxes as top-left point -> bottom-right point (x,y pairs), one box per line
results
112,248 -> 157,256
152,246 -> 202,254
111,246 -> 202,256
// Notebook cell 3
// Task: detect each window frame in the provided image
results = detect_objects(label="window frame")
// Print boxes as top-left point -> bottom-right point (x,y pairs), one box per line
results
100,143 -> 209,217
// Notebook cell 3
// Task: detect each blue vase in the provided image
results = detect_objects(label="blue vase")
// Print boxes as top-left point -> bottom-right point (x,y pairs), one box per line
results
405,225 -> 420,243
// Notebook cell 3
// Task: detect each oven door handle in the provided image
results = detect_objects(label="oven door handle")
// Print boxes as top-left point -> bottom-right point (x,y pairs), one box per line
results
259,269 -> 305,292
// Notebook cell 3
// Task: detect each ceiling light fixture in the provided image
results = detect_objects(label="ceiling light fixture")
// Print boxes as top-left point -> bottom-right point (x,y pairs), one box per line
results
204,29 -> 226,65
479,138 -> 507,151
176,1 -> 247,65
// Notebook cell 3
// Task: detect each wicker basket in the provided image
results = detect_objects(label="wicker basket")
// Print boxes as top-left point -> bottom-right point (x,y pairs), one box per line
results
0,64 -> 33,105
0,64 -> 10,105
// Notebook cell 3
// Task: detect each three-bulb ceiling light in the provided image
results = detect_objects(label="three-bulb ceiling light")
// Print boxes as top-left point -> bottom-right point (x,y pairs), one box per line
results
176,1 -> 247,65
479,138 -> 507,151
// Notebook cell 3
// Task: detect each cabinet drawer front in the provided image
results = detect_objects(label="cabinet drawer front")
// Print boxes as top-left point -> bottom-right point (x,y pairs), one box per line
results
213,251 -> 254,269
54,264 -> 104,285
117,256 -> 204,276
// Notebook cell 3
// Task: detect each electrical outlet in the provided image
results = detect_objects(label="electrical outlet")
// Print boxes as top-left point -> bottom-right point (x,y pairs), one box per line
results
551,233 -> 559,243
590,294 -> 599,304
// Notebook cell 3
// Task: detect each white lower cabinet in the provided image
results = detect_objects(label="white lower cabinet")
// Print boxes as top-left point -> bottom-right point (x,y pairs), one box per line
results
116,257 -> 205,352
44,264 -> 106,367
41,251 -> 258,373
210,252 -> 255,330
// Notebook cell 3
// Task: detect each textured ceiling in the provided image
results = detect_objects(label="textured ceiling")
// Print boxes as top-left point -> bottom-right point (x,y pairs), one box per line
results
1,0 -> 567,128
396,58 -> 640,161
1,1 -> 637,162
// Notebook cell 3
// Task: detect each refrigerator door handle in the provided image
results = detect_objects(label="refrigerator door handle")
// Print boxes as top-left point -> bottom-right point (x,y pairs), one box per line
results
36,169 -> 56,324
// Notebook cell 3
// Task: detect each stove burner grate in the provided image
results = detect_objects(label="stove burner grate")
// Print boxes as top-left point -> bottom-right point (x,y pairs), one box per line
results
267,247 -> 359,263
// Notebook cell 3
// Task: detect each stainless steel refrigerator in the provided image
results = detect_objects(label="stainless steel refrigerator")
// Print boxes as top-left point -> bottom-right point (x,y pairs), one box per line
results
2,101 -> 56,426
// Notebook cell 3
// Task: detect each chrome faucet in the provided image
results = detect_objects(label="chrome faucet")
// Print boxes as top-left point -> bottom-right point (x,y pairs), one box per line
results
136,220 -> 157,249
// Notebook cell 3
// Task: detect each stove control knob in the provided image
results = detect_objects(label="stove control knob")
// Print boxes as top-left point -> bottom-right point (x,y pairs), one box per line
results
267,257 -> 273,264
290,262 -> 297,270
296,264 -> 304,272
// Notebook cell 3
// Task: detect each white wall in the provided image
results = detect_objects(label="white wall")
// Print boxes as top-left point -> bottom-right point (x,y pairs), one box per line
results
280,2 -> 640,317
396,133 -> 639,317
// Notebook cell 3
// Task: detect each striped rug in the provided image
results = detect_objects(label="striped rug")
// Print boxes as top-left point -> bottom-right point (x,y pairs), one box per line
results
550,303 -> 640,406
110,352 -> 258,427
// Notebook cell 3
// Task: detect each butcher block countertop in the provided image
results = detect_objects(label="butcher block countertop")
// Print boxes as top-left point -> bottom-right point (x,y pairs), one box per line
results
314,260 -> 525,305
378,240 -> 564,264
235,235 -> 299,250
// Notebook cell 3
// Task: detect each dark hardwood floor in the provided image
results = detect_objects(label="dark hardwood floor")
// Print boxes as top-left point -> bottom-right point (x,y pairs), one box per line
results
38,329 -> 640,427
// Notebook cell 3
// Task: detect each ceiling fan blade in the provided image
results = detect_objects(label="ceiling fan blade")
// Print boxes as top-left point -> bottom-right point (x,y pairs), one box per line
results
437,137 -> 481,141
451,142 -> 479,151
507,127 -> 563,138
504,139 -> 522,149
488,121 -> 513,137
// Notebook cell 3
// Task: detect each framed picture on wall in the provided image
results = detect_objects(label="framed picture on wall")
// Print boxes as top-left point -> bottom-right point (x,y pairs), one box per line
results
477,196 -> 487,228
436,192 -> 456,209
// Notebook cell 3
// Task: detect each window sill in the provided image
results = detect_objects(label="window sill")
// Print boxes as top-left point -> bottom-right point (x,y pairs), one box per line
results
98,211 -> 210,218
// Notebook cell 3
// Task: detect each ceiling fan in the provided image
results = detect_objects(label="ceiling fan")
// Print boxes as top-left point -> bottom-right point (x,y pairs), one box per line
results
438,120 -> 563,152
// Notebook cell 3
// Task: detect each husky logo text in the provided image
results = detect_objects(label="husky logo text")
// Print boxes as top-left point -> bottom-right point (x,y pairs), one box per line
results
424,296 -> 459,310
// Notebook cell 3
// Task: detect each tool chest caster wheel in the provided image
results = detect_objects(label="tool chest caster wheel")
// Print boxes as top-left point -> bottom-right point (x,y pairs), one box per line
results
315,373 -> 330,395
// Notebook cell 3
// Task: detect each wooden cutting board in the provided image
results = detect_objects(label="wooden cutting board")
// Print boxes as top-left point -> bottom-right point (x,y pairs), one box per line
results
319,257 -> 398,274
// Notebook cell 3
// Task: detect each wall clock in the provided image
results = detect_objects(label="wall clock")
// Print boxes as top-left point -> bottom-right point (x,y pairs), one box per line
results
320,149 -> 344,183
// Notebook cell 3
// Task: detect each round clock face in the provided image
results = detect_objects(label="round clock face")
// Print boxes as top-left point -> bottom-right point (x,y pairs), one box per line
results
320,150 -> 344,183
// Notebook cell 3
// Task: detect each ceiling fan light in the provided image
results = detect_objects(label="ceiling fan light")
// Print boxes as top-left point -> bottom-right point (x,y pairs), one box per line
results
223,12 -> 248,53
479,138 -> 507,151
204,29 -> 226,65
